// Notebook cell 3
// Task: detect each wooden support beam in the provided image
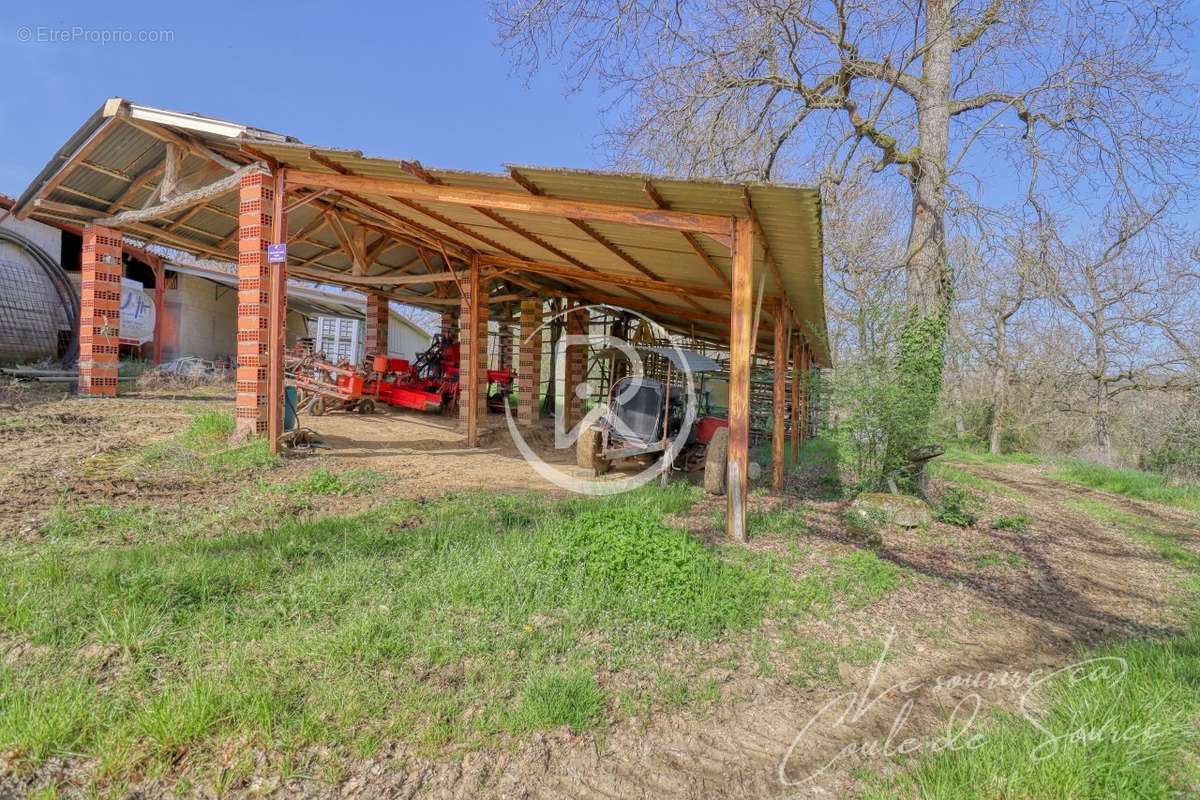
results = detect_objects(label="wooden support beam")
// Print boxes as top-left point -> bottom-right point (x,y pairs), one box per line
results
398,159 -> 649,301
772,299 -> 788,492
790,335 -> 802,464
800,340 -> 811,444
286,169 -> 735,235
742,188 -> 796,322
480,254 -> 730,301
644,180 -> 730,287
106,163 -> 163,213
124,117 -> 242,172
726,217 -> 754,543
267,171 -> 288,454
93,162 -> 266,227
160,143 -> 183,201
152,258 -> 165,365
289,266 -> 463,287
463,255 -> 484,447
17,117 -> 120,220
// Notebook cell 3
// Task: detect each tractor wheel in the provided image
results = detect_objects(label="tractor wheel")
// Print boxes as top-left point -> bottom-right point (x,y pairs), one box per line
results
576,427 -> 610,476
357,398 -> 376,415
308,396 -> 326,417
703,427 -> 729,495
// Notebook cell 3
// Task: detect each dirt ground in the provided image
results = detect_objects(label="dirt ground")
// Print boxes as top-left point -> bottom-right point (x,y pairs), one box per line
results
1,382 -> 1197,799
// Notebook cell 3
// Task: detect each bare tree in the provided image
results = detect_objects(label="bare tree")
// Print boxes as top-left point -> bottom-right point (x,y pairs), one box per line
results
1038,207 -> 1199,462
957,234 -> 1037,453
492,0 -> 1197,448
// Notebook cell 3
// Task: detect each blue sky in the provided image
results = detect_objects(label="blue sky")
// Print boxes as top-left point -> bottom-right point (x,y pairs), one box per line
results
0,0 -> 610,197
2,2 -> 1196,216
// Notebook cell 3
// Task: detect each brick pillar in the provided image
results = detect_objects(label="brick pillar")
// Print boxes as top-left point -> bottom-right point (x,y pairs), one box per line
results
440,309 -> 456,341
235,171 -> 274,437
564,303 -> 590,429
78,226 -> 122,396
497,305 -> 513,373
365,291 -> 389,361
458,262 -> 488,442
517,299 -> 543,427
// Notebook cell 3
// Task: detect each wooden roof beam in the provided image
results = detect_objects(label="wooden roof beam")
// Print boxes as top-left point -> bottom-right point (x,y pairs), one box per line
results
397,159 -> 654,308
286,169 -> 735,236
18,116 -> 121,219
480,254 -> 735,302
644,180 -> 731,287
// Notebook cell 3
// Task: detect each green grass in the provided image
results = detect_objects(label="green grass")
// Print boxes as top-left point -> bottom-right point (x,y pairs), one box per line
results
866,495 -> 1200,798
943,446 -> 1043,466
0,483 -> 905,791
126,411 -> 279,478
989,513 -> 1032,533
1050,459 -> 1200,512
1069,497 -> 1200,571
863,617 -> 1200,799
277,467 -> 385,497
929,461 -> 1026,499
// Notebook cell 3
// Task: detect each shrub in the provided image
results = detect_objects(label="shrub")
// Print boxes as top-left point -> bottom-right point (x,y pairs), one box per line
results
934,487 -> 978,527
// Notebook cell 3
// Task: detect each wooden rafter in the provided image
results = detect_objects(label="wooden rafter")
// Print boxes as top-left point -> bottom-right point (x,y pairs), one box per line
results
286,169 -> 734,235
397,159 -> 652,307
92,162 -> 265,227
644,180 -> 730,287
479,254 -> 732,301
18,116 -> 121,219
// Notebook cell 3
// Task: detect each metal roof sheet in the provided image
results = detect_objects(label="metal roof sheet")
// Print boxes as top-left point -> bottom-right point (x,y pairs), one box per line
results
13,98 -> 828,364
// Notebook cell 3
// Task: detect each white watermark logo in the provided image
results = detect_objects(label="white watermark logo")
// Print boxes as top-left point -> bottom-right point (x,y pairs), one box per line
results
16,26 -> 175,44
777,627 -> 1161,793
504,304 -> 700,495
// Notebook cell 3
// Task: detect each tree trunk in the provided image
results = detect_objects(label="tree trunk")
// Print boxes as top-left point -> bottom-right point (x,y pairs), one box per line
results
988,315 -> 1007,454
906,0 -> 953,318
890,0 -> 954,484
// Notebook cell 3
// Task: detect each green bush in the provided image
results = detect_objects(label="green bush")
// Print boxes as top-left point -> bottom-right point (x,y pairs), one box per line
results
989,513 -> 1032,533
546,504 -> 775,637
934,487 -> 978,527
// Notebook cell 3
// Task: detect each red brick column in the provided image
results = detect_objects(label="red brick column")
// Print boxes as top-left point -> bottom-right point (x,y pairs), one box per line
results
440,310 -> 456,341
79,226 -> 122,396
517,299 -> 542,427
458,262 -> 488,443
365,291 -> 389,361
235,172 -> 274,436
564,303 -> 590,429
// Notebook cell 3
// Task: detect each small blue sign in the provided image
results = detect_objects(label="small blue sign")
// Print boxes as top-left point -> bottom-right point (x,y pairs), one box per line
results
267,243 -> 287,264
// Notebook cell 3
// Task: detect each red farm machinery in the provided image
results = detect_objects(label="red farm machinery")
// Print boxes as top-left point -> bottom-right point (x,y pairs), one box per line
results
287,334 -> 514,417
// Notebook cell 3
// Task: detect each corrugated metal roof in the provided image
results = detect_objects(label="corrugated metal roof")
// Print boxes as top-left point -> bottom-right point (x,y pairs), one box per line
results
13,98 -> 828,364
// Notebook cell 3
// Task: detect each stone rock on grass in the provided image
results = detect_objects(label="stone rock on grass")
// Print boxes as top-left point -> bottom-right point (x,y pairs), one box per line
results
842,506 -> 883,547
852,492 -> 932,528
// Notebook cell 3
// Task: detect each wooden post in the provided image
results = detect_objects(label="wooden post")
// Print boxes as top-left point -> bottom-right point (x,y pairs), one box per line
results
799,340 -> 811,443
771,299 -> 788,492
726,217 -> 754,542
790,335 -> 802,462
460,255 -> 485,447
267,170 -> 288,453
151,256 -> 165,365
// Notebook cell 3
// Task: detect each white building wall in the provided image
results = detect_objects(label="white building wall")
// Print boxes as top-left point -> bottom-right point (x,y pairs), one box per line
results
388,315 -> 431,360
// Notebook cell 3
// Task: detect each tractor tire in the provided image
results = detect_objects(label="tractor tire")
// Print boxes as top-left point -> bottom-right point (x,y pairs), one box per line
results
703,427 -> 729,495
308,396 -> 326,417
576,427 -> 610,476
357,398 -> 376,415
